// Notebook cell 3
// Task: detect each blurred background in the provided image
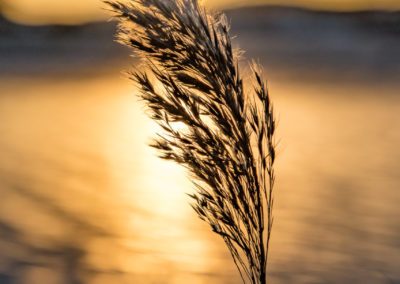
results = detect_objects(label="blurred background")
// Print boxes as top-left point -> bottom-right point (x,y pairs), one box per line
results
0,0 -> 399,283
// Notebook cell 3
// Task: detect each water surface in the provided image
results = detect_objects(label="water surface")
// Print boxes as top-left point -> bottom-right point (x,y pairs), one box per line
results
0,70 -> 399,283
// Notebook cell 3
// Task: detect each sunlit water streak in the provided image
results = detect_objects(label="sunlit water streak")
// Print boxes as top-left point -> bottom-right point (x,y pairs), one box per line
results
0,73 -> 399,284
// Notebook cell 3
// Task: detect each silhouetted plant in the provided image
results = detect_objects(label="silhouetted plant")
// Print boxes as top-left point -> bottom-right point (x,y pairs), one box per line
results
106,0 -> 276,283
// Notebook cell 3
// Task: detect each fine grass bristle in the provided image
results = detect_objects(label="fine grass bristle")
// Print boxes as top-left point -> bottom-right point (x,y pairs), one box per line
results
106,1 -> 277,283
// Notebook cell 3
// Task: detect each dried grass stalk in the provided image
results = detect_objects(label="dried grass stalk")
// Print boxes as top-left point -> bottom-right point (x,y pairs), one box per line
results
106,0 -> 276,283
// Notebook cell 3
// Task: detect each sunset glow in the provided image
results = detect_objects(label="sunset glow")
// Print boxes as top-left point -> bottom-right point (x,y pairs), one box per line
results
2,0 -> 400,25
1,0 -> 399,282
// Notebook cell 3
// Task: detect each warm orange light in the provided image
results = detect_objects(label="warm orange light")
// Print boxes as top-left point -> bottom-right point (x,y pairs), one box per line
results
2,0 -> 400,25
206,0 -> 400,11
2,0 -> 108,25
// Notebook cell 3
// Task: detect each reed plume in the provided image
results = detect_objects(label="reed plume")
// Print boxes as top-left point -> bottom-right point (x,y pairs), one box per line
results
106,0 -> 276,283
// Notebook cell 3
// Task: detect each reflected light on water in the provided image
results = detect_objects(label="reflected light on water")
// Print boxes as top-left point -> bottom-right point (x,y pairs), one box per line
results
0,71 -> 399,283
104,86 -> 226,278
0,75 -> 236,283
1,0 -> 400,281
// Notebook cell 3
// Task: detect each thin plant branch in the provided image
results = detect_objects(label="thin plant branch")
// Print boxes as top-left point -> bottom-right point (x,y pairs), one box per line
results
106,1 -> 277,283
